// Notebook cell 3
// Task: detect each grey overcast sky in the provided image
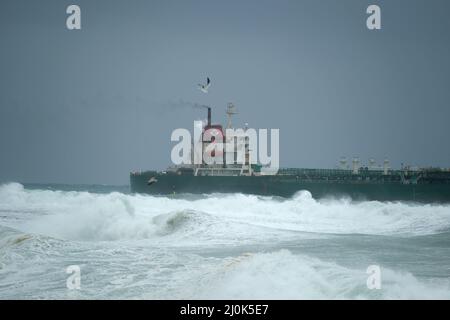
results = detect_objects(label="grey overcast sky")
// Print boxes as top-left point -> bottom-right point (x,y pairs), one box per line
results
1,0 -> 450,185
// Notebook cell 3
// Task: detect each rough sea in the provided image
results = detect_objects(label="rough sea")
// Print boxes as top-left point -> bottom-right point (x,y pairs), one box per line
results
0,182 -> 449,299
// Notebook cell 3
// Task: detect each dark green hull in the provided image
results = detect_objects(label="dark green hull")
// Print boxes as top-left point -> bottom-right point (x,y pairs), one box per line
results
130,171 -> 450,203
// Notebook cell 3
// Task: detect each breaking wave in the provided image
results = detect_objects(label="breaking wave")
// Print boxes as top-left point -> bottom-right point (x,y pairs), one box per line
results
1,182 -> 450,242
2,182 -> 450,242
190,250 -> 450,300
1,225 -> 449,299
1,183 -> 450,299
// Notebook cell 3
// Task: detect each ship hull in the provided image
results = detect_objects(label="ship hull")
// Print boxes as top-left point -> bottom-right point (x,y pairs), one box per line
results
130,171 -> 450,203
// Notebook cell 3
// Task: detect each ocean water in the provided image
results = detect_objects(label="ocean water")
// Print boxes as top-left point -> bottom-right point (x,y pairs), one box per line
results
0,182 -> 450,299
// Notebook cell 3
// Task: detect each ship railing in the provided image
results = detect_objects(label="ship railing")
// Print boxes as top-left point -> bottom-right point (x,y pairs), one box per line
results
195,166 -> 244,177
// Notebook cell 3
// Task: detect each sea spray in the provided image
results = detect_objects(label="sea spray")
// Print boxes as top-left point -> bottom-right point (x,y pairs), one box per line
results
1,183 -> 450,299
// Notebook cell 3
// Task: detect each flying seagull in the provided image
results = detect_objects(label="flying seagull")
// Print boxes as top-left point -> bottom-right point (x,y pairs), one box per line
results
198,77 -> 211,93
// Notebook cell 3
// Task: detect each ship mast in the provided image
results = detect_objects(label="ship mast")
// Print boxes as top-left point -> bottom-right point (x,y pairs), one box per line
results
226,103 -> 237,129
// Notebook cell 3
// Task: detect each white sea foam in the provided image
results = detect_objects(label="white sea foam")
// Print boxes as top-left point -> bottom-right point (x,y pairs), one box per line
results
1,228 -> 448,300
1,183 -> 449,242
190,250 -> 450,300
1,183 -> 450,299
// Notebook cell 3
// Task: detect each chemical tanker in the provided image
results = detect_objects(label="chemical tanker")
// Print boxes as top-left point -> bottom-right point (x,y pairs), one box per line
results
130,105 -> 450,202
